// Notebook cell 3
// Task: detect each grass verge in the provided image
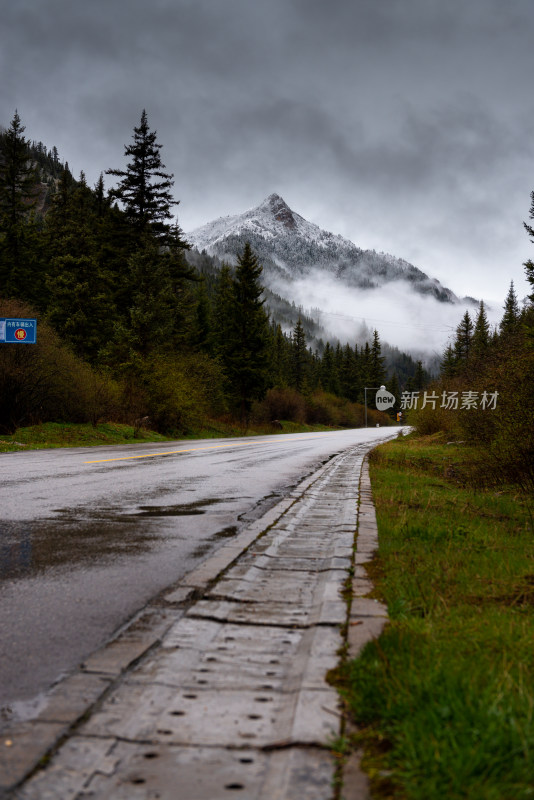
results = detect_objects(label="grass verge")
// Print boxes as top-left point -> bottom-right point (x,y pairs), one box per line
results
335,432 -> 534,800
0,419 -> 341,452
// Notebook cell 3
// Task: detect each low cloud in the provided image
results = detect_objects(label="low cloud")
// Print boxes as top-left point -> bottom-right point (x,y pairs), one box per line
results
271,270 -> 504,357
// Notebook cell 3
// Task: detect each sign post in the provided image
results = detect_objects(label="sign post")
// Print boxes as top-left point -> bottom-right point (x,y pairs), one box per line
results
0,318 -> 37,344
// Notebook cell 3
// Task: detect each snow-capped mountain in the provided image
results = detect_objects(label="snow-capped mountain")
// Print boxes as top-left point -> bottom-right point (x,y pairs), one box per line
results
187,193 -> 461,303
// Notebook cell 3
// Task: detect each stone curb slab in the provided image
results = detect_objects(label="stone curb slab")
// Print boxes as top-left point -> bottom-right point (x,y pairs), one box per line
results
15,739 -> 335,800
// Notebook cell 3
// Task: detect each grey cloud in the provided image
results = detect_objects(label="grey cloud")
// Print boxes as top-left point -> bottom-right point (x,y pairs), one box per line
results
1,0 -> 533,305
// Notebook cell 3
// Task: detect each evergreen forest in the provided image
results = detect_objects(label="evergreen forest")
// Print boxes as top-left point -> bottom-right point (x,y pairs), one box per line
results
2,109 -> 527,439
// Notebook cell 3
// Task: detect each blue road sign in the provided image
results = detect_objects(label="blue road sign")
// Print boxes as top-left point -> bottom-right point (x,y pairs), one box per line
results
0,318 -> 37,344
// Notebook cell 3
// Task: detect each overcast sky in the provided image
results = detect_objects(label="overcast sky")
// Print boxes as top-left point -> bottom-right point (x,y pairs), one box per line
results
3,0 -> 534,308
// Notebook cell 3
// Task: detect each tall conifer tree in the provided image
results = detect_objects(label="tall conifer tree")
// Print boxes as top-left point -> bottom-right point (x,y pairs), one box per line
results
500,281 -> 520,335
45,171 -> 115,361
369,330 -> 387,387
454,310 -> 474,367
523,190 -> 534,301
106,110 -> 176,242
226,243 -> 269,421
472,300 -> 490,356
211,263 -> 235,365
0,111 -> 41,300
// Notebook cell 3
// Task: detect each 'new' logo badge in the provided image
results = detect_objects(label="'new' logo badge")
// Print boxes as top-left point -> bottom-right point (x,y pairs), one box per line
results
375,387 -> 395,410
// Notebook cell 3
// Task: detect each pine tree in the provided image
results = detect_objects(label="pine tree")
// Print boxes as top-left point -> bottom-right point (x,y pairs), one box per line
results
106,110 -> 176,242
454,310 -> 473,368
270,323 -> 291,388
0,111 -> 41,299
369,330 -> 387,387
523,190 -> 534,302
226,243 -> 270,421
111,245 -> 174,363
472,300 -> 490,356
95,173 -> 107,218
339,343 -> 356,400
440,343 -> 456,378
44,173 -> 115,361
500,281 -> 520,335
211,263 -> 235,364
412,360 -> 426,391
193,281 -> 211,352
319,342 -> 339,395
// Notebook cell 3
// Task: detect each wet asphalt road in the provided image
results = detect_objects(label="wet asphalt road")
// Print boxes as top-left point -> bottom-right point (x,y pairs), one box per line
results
0,427 -> 394,721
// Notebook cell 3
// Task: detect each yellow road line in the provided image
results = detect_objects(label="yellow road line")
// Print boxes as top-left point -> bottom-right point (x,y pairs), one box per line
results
84,433 -> 331,464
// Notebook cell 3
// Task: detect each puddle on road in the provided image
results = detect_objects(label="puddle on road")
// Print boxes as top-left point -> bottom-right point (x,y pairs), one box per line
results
0,518 -> 158,581
211,525 -> 238,540
0,499 -> 242,583
133,498 -> 225,517
191,525 -> 240,557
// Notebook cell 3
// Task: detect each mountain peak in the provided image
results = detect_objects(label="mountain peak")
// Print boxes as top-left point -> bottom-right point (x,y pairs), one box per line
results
259,193 -> 296,230
186,194 -> 461,305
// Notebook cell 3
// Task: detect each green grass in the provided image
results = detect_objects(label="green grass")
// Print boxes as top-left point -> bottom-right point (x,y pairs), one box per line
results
0,419 -> 340,452
336,433 -> 534,800
0,421 -> 172,451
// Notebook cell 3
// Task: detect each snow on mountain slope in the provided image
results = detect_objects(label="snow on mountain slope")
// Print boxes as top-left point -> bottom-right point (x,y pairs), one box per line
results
187,193 -> 461,303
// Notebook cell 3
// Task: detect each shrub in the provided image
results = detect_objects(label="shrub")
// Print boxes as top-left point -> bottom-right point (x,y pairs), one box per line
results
141,353 -> 227,434
252,387 -> 306,424
0,298 -> 119,433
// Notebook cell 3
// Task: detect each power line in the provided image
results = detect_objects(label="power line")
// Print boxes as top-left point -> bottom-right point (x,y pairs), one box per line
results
311,308 -> 455,332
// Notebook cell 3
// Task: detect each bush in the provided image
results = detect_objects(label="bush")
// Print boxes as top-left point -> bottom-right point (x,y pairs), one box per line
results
0,298 -> 119,433
306,390 -> 390,428
252,387 -> 306,424
141,353 -> 227,434
408,379 -> 463,438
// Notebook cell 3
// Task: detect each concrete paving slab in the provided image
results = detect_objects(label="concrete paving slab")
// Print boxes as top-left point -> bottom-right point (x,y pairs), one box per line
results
188,597 -> 347,627
342,748 -> 371,800
80,608 -> 176,677
347,616 -> 388,659
350,596 -> 388,620
211,567 -> 345,607
80,681 -> 338,749
15,739 -> 335,800
81,683 -> 292,746
124,624 -> 303,691
33,671 -> 113,724
229,554 -> 352,573
128,624 -> 341,695
14,736 -> 120,800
